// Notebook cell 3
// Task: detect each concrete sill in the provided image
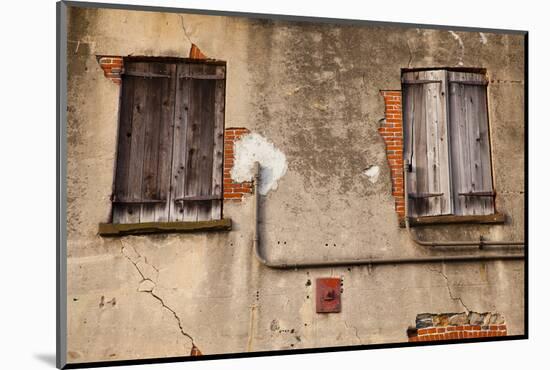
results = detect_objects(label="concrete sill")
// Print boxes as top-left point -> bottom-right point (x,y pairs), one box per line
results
98,218 -> 232,236
401,213 -> 507,227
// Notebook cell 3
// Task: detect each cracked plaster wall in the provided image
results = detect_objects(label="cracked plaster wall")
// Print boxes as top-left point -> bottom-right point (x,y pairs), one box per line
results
65,6 -> 525,364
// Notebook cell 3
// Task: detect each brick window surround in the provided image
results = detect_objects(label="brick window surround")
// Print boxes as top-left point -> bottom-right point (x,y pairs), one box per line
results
379,91 -> 404,222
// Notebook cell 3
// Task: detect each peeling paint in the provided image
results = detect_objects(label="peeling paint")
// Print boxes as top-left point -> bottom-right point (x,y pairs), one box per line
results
362,165 -> 380,184
479,32 -> 488,45
449,31 -> 465,66
231,133 -> 288,195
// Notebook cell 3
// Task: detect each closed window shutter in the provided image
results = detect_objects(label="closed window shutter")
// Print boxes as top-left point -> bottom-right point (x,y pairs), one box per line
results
169,63 -> 225,221
113,62 -> 176,223
448,71 -> 495,216
403,70 -> 452,217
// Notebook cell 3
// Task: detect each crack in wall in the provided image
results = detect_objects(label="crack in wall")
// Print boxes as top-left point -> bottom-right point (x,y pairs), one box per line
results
179,15 -> 194,46
120,240 -> 197,350
344,321 -> 362,342
406,39 -> 414,68
429,265 -> 471,313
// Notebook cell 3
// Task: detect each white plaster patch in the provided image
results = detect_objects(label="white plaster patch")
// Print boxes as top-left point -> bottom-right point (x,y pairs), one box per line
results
479,32 -> 488,45
231,133 -> 288,195
362,165 -> 380,184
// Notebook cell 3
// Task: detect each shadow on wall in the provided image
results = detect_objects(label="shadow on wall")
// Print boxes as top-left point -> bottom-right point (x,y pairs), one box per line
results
33,353 -> 56,367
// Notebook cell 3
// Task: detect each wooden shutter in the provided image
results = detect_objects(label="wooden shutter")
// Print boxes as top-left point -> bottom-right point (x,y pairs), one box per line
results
448,71 -> 494,216
112,62 -> 176,224
169,62 -> 225,222
402,70 -> 452,217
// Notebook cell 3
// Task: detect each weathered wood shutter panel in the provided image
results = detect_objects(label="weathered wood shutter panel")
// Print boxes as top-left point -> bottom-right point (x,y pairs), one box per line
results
403,70 -> 452,217
448,71 -> 494,216
169,63 -> 225,222
112,62 -> 176,223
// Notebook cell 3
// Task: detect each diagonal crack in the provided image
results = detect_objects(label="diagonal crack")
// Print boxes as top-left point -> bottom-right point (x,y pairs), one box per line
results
120,240 -> 196,348
429,265 -> 471,313
179,15 -> 194,45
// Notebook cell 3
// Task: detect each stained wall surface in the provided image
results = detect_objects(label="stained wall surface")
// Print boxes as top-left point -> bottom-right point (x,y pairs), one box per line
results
65,5 -> 525,363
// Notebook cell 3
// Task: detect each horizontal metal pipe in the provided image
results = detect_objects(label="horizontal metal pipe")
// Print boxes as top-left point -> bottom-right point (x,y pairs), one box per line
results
251,162 -> 524,270
255,251 -> 524,270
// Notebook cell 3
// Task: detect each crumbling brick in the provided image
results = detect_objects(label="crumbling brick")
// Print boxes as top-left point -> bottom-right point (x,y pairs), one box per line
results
98,56 -> 124,85
407,312 -> 507,342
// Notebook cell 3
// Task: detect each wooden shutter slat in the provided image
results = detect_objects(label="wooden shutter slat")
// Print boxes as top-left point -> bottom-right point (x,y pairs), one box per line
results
403,82 -> 418,216
169,63 -> 191,221
415,83 -> 429,216
157,64 -> 177,221
196,76 -> 216,221
211,65 -> 226,220
449,80 -> 488,86
125,63 -> 151,223
449,78 -> 471,214
180,75 -> 225,80
185,64 -> 218,221
434,70 -> 452,215
139,63 -> 163,223
425,73 -> 440,213
138,62 -> 176,222
182,65 -> 202,221
476,82 -> 494,213
122,71 -> 171,78
402,70 -> 452,217
448,71 -> 494,216
465,83 -> 483,215
113,76 -> 135,224
402,79 -> 442,85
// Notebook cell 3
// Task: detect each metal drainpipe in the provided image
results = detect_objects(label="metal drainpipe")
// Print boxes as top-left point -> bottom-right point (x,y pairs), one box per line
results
402,160 -> 525,248
251,162 -> 524,270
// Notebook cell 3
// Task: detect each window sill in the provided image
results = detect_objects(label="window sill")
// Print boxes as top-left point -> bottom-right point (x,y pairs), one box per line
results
400,213 -> 506,228
98,218 -> 232,236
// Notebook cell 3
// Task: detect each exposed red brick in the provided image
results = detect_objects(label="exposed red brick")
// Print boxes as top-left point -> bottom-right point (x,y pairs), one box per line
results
190,344 -> 202,356
189,44 -> 207,59
408,314 -> 508,343
223,128 -> 252,201
98,56 -> 124,85
379,91 -> 404,222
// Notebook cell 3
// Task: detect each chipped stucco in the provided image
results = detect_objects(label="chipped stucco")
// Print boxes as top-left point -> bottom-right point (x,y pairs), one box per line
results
362,165 -> 380,184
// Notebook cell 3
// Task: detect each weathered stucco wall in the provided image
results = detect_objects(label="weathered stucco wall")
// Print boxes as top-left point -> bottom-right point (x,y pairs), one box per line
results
65,5 -> 525,364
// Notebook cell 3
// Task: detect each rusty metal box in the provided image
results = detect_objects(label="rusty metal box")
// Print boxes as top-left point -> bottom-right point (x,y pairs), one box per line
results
316,278 -> 341,313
